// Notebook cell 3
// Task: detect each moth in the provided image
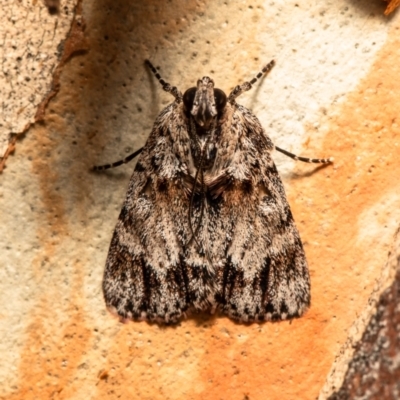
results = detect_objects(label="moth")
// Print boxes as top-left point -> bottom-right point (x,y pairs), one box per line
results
95,60 -> 332,324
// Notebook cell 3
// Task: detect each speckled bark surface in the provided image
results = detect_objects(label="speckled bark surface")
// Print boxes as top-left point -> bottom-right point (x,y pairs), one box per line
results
0,0 -> 79,170
1,1 -> 400,399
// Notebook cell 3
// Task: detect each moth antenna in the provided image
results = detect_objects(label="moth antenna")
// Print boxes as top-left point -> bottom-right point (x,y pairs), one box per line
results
275,146 -> 334,164
228,60 -> 275,102
145,60 -> 183,102
92,147 -> 144,171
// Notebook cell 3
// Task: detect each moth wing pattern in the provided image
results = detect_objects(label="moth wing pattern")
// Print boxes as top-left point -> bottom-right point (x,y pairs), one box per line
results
100,60 -> 325,324
103,103 -> 218,323
103,101 -> 310,323
213,104 -> 310,322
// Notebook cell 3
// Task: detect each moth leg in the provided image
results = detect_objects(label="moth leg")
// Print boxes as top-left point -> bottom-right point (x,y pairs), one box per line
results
275,146 -> 333,164
228,60 -> 275,102
145,60 -> 183,102
92,147 -> 144,171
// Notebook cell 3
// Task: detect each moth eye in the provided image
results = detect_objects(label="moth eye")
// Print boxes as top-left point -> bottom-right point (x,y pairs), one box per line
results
183,87 -> 197,110
214,89 -> 227,113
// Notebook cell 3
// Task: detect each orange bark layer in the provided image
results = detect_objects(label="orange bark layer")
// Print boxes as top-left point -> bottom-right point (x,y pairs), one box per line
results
385,0 -> 400,15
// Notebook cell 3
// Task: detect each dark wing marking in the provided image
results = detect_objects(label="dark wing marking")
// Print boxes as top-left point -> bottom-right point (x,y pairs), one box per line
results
214,104 -> 310,322
102,103 -> 217,323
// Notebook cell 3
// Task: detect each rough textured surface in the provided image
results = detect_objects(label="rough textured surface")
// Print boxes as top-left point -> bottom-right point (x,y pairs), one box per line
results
1,1 -> 400,399
0,0 -> 78,169
320,230 -> 400,399
327,233 -> 400,399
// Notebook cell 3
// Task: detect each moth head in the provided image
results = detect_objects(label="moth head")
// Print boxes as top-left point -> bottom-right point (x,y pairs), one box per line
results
183,77 -> 227,128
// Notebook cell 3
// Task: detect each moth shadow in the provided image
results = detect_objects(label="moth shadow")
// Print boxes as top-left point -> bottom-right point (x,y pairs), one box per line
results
186,312 -> 296,327
123,311 -> 219,330
247,69 -> 271,111
89,167 -> 133,183
347,0 -> 388,19
136,311 -> 297,329
145,62 -> 163,123
189,311 -> 219,326
286,161 -> 332,180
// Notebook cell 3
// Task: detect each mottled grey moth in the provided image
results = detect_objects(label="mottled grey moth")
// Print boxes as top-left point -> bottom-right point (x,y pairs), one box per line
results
95,60 -> 332,324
